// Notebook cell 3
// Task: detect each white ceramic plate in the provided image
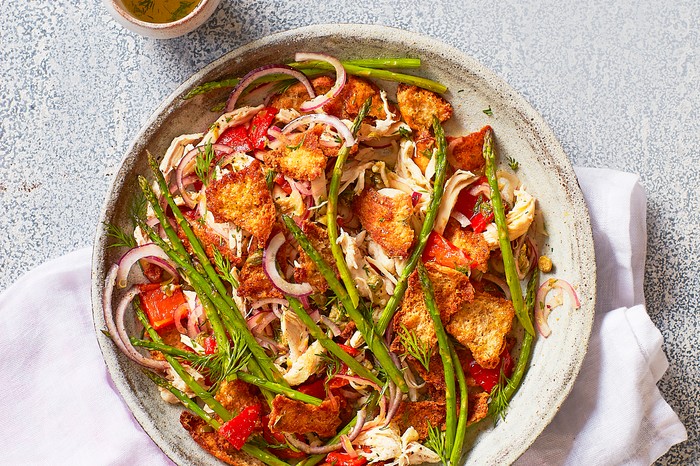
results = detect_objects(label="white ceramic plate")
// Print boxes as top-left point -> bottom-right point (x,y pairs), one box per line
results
92,24 -> 596,466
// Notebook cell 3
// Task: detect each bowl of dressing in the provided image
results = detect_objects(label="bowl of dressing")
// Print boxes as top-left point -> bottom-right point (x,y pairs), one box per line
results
104,0 -> 221,39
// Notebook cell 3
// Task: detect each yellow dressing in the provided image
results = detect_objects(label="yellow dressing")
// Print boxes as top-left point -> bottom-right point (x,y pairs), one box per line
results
121,0 -> 200,23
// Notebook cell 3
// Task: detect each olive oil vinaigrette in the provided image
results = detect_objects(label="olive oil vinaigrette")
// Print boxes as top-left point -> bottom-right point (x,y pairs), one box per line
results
121,0 -> 200,23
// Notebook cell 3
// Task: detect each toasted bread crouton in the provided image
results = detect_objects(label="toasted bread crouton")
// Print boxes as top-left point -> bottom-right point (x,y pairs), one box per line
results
151,325 -> 189,361
237,259 -> 284,300
394,401 -> 446,440
206,160 -> 276,245
354,187 -> 414,258
268,394 -> 341,438
446,126 -> 490,172
443,218 -> 491,273
263,125 -> 329,181
269,76 -> 333,112
215,379 -> 263,415
446,291 -> 514,369
294,222 -> 338,293
323,76 -> 388,120
391,263 -> 474,354
468,391 -> 490,425
396,84 -> 452,131
180,411 -> 263,466
412,128 -> 435,174
177,211 -> 243,268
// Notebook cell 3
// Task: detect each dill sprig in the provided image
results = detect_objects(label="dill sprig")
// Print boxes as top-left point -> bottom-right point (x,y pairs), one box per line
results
104,222 -> 137,249
489,368 -> 510,422
425,422 -> 449,465
194,143 -> 216,186
399,325 -> 431,371
318,351 -> 343,383
213,249 -> 239,288
507,156 -> 520,171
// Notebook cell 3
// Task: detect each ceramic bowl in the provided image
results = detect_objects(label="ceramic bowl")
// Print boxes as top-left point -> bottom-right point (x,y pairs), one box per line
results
92,24 -> 596,465
103,0 -> 221,39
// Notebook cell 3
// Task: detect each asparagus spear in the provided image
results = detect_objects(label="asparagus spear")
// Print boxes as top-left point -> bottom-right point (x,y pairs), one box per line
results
282,215 -> 408,393
482,129 -> 535,335
326,97 -> 373,308
417,262 -> 456,455
449,340 -> 468,466
144,371 -> 291,466
287,297 -> 381,385
376,116 -> 449,335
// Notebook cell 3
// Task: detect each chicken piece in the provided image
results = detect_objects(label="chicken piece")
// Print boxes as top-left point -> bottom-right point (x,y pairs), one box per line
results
353,187 -> 414,258
482,188 -> 536,249
396,84 -> 452,131
264,125 -> 329,181
446,291 -> 514,369
180,411 -> 263,466
236,259 -> 284,300
215,379 -> 263,415
294,222 -> 338,293
443,218 -> 491,273
446,126 -> 490,172
206,160 -> 276,245
391,263 -> 474,354
394,401 -> 447,440
268,394 -> 341,438
177,211 -> 243,268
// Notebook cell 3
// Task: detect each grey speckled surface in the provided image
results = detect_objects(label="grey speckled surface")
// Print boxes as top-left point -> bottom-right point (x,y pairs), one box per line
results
0,1 -> 697,464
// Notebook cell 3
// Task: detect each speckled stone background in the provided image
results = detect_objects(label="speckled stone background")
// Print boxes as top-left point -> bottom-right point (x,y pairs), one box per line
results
1,0 -> 697,463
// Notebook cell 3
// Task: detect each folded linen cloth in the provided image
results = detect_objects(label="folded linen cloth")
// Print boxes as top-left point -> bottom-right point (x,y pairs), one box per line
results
0,168 -> 686,465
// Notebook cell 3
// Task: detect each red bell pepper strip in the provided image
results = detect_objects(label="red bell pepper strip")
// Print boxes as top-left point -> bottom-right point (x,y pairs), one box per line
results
249,107 -> 279,150
218,404 -> 262,450
203,336 -> 217,355
217,125 -> 252,153
422,231 -> 476,270
454,179 -> 494,234
325,451 -> 369,466
274,173 -> 292,195
467,347 -> 514,393
137,284 -> 188,330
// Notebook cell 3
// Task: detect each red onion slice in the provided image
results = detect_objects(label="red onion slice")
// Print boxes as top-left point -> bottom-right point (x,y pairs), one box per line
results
262,232 -> 313,297
535,278 -> 581,337
117,243 -> 177,288
103,265 -> 136,358
282,114 -> 355,148
173,303 -> 190,335
225,64 -> 315,112
295,53 -> 347,112
482,273 -> 511,300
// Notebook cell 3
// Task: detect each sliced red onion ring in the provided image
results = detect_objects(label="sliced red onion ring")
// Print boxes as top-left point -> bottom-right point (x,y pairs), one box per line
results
320,315 -> 341,337
173,303 -> 190,335
469,184 -> 491,198
103,265 -> 136,359
187,300 -> 203,338
115,287 -> 170,371
482,273 -> 512,300
535,278 -> 581,337
263,232 -> 313,297
450,210 -> 471,228
296,53 -> 347,112
282,114 -> 355,148
117,243 -> 177,288
250,298 -> 289,310
225,64 -> 315,112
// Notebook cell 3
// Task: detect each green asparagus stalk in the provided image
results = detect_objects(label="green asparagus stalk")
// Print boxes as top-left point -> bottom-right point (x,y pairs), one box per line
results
144,371 -> 291,466
482,130 -> 534,336
287,297 -> 381,385
376,116 -> 449,334
326,97 -> 373,308
282,215 -> 408,393
287,58 -> 422,70
417,262 -> 456,455
449,340 -> 468,465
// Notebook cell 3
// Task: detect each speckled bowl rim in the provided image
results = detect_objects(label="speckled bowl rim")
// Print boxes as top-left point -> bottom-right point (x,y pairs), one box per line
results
92,24 -> 596,465
109,0 -> 217,30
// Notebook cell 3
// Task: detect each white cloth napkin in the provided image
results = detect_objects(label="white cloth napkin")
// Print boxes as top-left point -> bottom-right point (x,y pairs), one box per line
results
0,168 -> 686,465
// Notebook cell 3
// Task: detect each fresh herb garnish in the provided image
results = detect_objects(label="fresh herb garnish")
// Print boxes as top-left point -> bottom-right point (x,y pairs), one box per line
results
286,134 -> 306,151
489,368 -> 510,422
425,422 -> 449,465
104,222 -> 137,249
194,143 -> 215,186
397,126 -> 412,139
507,156 -> 520,171
213,248 -> 238,288
399,325 -> 431,371
483,106 -> 493,116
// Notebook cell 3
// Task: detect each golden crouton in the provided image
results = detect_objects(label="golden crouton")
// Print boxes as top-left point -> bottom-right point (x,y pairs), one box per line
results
268,394 -> 341,438
215,379 -> 263,415
206,160 -> 276,245
446,126 -> 490,172
443,218 -> 491,273
237,258 -> 284,300
394,401 -> 447,440
263,125 -> 329,181
151,325 -> 189,361
180,411 -> 263,466
409,343 -> 480,400
446,291 -> 514,369
353,187 -> 414,257
391,263 -> 474,354
178,211 -> 243,268
467,392 -> 490,425
412,128 -> 435,174
323,76 -> 388,120
269,76 -> 333,112
396,84 -> 452,131
294,222 -> 338,293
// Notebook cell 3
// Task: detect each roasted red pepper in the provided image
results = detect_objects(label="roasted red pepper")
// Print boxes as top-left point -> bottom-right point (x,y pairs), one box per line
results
249,107 -> 279,150
467,347 -> 515,392
203,336 -> 217,355
218,404 -> 262,450
422,231 -> 475,270
454,179 -> 494,233
137,284 -> 188,330
217,125 -> 252,153
274,172 -> 292,195
325,451 -> 368,466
